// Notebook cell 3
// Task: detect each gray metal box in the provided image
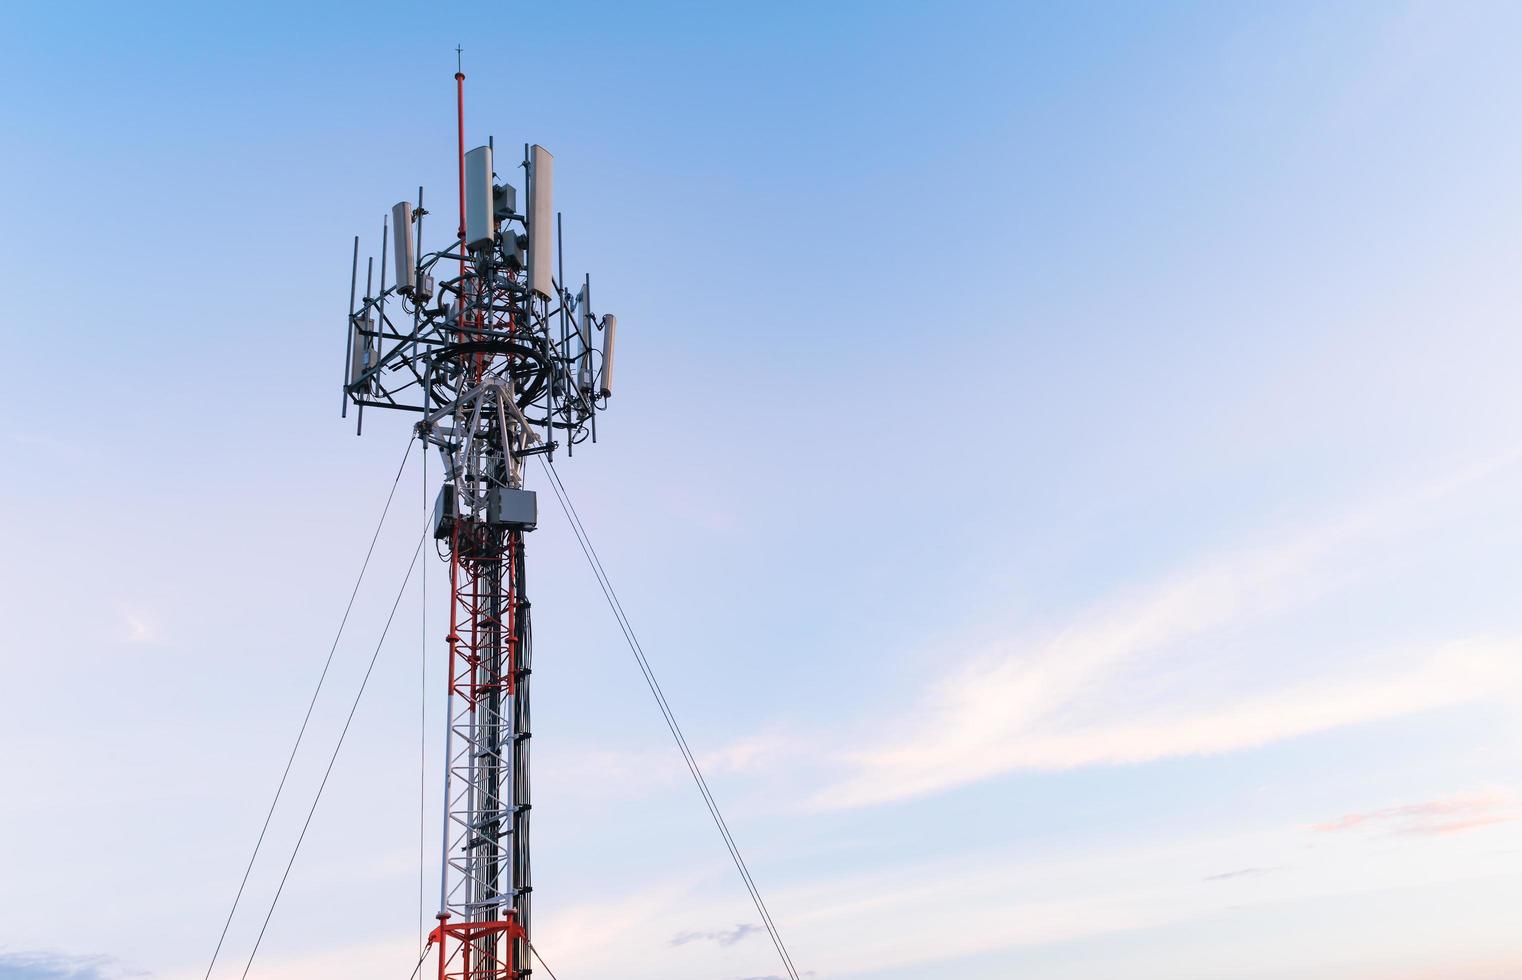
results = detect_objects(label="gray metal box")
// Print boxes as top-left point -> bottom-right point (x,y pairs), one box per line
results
433,484 -> 458,539
493,183 -> 517,220
503,233 -> 525,271
488,487 -> 538,529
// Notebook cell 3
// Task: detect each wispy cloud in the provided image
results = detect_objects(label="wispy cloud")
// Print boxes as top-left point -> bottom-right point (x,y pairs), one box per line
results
1358,953 -> 1522,980
1203,866 -> 1280,882
0,952 -> 143,980
521,847 -> 1211,979
199,803 -> 1522,980
669,923 -> 761,947
114,602 -> 162,645
1314,790 -> 1522,837
810,453 -> 1522,809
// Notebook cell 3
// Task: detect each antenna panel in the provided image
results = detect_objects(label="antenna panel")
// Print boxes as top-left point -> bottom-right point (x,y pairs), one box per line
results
349,315 -> 373,388
392,201 -> 416,293
527,144 -> 554,298
464,145 -> 495,251
599,314 -> 617,398
577,282 -> 593,390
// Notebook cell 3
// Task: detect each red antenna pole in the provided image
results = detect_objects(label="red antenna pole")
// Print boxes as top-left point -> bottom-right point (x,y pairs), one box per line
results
455,54 -> 468,349
437,57 -> 468,980
455,67 -> 466,249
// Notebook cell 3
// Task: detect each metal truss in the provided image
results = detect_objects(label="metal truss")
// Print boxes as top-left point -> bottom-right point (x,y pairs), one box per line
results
432,525 -> 531,979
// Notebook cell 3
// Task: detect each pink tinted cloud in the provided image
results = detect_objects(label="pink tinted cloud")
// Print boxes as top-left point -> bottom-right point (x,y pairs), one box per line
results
1314,790 -> 1521,836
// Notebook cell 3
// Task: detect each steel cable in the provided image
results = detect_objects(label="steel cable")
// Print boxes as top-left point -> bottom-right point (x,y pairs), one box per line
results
420,441 -> 430,951
203,438 -> 415,980
239,528 -> 428,979
404,946 -> 430,980
538,458 -> 802,980
530,943 -> 561,980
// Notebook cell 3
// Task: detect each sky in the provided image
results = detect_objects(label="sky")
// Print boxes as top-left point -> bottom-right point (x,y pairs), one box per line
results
3,1 -> 1522,978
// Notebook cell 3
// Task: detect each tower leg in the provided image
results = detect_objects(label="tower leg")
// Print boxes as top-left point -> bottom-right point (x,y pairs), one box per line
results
438,521 -> 531,980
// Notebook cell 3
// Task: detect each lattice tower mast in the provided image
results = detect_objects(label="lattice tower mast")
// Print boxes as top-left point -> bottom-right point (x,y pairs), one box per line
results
340,67 -> 619,980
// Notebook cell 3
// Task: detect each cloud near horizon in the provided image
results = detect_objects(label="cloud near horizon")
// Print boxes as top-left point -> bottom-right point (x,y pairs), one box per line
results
0,953 -> 141,980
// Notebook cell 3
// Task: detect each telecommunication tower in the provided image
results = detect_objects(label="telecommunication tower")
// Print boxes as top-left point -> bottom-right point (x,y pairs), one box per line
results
341,66 -> 618,980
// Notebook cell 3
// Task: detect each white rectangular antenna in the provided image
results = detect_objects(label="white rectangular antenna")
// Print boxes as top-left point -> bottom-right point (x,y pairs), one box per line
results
391,201 -> 416,293
599,314 -> 617,398
527,144 -> 554,298
464,145 -> 495,251
577,281 -> 593,391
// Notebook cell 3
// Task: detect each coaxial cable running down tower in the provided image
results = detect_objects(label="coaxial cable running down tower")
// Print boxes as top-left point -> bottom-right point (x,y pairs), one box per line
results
342,66 -> 618,980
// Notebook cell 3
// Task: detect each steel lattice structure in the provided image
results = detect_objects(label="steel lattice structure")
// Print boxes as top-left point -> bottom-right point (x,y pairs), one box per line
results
341,68 -> 617,980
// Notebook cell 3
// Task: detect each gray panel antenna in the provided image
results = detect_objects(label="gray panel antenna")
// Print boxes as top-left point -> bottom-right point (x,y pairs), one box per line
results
349,315 -> 373,390
578,281 -> 593,391
527,144 -> 554,298
391,201 -> 416,293
464,145 -> 495,251
599,314 -> 617,398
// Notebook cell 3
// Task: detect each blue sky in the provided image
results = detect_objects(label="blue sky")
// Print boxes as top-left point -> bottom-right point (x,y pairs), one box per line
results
4,2 -> 1522,978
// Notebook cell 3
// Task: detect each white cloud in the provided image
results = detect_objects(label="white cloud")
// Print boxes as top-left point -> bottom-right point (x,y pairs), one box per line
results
808,452 -> 1522,809
821,638 -> 1519,808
